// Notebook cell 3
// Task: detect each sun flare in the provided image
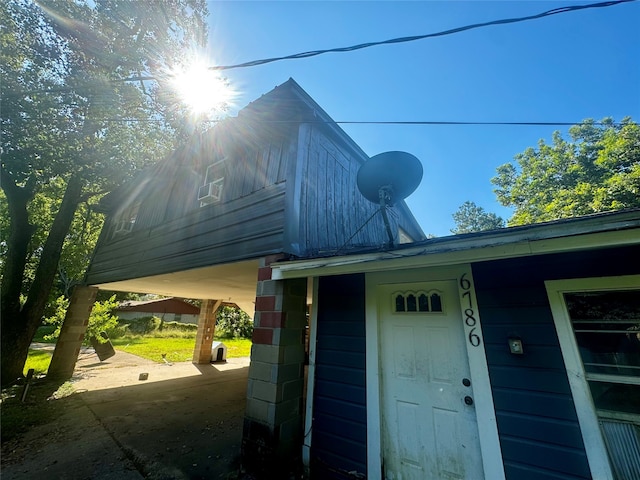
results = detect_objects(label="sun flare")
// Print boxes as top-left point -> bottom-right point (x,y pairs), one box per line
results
170,60 -> 235,115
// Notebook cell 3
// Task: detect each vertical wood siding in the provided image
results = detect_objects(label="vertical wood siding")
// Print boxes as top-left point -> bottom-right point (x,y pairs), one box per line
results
298,125 -> 416,256
472,245 -> 640,480
312,274 -> 367,479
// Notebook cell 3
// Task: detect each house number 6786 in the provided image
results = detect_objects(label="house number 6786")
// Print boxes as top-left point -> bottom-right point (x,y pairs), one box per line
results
460,273 -> 481,347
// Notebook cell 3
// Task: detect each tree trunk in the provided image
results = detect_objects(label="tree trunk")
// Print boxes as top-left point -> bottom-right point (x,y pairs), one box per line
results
1,174 -> 85,386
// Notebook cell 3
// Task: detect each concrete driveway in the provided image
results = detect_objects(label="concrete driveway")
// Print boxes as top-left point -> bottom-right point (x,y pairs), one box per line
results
2,349 -> 250,480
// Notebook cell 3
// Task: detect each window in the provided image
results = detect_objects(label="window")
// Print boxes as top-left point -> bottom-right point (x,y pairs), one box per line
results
113,203 -> 139,236
198,160 -> 225,206
547,276 -> 640,480
566,291 -> 640,416
393,290 -> 443,313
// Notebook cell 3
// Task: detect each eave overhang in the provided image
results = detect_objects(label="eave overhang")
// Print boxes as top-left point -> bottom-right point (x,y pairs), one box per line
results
271,210 -> 640,280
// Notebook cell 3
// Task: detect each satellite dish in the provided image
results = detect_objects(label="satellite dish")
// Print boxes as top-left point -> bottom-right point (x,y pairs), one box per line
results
356,151 -> 423,248
357,151 -> 423,206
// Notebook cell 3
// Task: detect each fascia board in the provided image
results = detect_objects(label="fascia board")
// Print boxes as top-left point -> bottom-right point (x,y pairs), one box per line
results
272,226 -> 640,280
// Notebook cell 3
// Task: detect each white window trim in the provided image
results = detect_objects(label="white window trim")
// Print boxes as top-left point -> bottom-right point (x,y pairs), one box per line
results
113,203 -> 139,236
545,274 -> 640,480
365,265 -> 504,480
199,159 -> 226,206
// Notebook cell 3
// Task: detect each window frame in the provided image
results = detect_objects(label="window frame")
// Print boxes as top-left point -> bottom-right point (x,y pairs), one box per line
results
112,203 -> 140,237
198,159 -> 226,206
545,274 -> 640,480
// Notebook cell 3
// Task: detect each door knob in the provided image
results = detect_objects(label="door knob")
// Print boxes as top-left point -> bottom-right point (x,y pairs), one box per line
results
464,396 -> 474,406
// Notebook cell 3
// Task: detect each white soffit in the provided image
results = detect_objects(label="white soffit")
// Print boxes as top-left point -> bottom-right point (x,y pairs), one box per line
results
91,259 -> 260,315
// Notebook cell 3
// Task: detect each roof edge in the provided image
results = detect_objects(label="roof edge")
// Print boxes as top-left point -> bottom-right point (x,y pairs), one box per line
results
272,209 -> 640,278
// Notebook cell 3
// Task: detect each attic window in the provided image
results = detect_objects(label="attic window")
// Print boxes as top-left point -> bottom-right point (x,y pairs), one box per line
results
198,160 -> 225,206
113,203 -> 139,236
394,291 -> 443,313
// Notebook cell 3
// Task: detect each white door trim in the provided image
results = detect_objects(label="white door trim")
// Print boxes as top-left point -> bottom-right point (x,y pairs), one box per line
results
302,277 -> 320,470
545,274 -> 640,480
365,265 -> 504,480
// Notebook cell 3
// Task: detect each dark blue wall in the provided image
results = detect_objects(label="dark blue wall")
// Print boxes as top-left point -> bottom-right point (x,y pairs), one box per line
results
311,274 -> 367,479
472,245 -> 640,480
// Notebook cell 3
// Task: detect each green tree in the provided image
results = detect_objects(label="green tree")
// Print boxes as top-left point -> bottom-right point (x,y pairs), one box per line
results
43,295 -> 119,344
492,118 -> 640,226
1,0 -> 208,385
216,306 -> 254,339
451,201 -> 505,234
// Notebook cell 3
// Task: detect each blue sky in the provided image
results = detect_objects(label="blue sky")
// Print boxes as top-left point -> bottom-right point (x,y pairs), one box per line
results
205,1 -> 639,236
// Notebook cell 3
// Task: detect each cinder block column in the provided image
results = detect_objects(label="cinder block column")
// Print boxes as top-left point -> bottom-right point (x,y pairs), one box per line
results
242,254 -> 308,476
192,299 -> 222,364
47,285 -> 98,380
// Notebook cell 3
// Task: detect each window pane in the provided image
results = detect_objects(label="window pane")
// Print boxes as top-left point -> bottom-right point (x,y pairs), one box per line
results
430,293 -> 443,312
418,294 -> 429,312
588,381 -> 640,415
406,294 -> 417,312
395,295 -> 405,312
565,291 -> 640,378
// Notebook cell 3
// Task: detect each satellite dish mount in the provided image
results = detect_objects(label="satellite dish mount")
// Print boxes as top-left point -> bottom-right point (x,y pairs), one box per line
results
357,151 -> 423,248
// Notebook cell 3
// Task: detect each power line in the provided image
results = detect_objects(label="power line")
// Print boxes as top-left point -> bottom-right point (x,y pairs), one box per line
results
7,0 -> 635,96
208,0 -> 636,71
89,118 -> 629,127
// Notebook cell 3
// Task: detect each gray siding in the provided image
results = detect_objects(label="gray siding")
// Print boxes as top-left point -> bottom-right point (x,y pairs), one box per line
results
86,183 -> 287,284
472,245 -> 640,480
311,274 -> 367,479
86,79 -> 424,285
294,124 -> 419,256
86,116 -> 297,284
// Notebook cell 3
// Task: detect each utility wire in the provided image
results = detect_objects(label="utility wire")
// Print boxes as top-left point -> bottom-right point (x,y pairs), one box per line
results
84,118 -> 629,127
200,0 -> 635,72
7,0 -> 635,95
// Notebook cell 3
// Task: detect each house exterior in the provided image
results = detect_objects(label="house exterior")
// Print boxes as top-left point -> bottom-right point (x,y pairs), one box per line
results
47,79 -> 425,474
270,209 -> 640,480
115,297 -> 201,324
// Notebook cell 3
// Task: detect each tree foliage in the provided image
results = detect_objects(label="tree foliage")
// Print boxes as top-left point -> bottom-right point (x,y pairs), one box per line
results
451,201 -> 505,234
492,118 -> 640,226
216,306 -> 254,339
0,0 -> 208,385
43,295 -> 119,344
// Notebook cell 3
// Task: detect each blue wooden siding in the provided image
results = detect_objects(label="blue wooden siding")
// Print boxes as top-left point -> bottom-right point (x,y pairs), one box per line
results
290,123 -> 424,257
472,245 -> 640,480
86,184 -> 286,284
312,274 -> 367,479
86,79 -> 424,286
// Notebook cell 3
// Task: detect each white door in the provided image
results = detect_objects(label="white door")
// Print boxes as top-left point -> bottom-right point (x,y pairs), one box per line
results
379,281 -> 484,480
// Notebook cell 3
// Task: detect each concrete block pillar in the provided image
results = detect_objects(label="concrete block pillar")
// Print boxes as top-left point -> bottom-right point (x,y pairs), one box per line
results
242,254 -> 308,476
192,299 -> 222,364
47,285 -> 98,380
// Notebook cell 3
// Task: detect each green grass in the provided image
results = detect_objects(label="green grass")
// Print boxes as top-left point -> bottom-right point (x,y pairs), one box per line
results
111,336 -> 252,363
30,326 -> 252,364
24,349 -> 53,376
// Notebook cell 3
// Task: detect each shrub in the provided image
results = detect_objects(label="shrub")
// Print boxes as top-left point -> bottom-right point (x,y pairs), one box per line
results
118,316 -> 161,335
160,321 -> 198,333
43,295 -> 119,344
215,306 -> 253,339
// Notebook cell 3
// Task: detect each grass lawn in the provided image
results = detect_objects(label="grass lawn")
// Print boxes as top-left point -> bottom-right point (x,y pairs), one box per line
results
28,326 -> 252,367
111,336 -> 251,363
24,349 -> 53,376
